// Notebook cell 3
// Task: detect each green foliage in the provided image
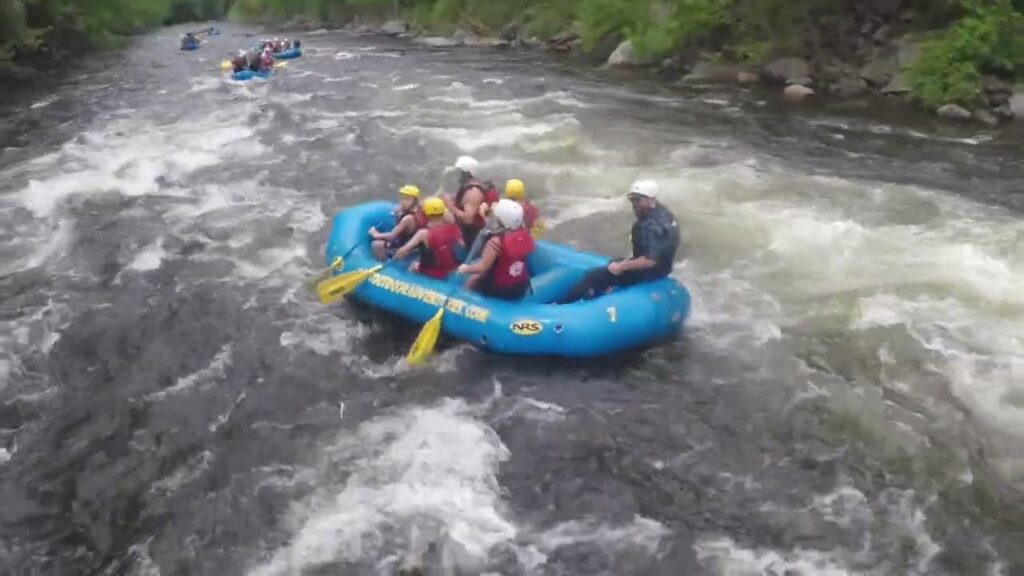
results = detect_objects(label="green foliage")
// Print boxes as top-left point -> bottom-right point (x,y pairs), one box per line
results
577,0 -> 642,50
1,0 -> 224,60
909,0 -> 1024,107
1,0 -> 1020,108
627,0 -> 733,59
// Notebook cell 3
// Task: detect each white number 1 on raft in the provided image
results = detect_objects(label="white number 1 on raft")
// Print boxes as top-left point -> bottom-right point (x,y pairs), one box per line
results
606,307 -> 617,323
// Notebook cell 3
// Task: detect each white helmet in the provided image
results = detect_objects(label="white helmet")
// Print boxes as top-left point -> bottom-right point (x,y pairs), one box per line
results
628,179 -> 658,199
453,155 -> 478,173
493,199 -> 524,229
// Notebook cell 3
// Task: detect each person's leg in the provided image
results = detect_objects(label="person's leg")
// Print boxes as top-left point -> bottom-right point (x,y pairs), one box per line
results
556,266 -> 615,304
465,229 -> 488,263
464,273 -> 484,292
371,240 -> 387,261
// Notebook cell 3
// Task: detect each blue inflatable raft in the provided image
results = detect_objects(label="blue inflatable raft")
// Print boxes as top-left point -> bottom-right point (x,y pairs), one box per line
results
272,48 -> 302,59
325,201 -> 691,358
231,69 -> 271,81
181,42 -> 199,51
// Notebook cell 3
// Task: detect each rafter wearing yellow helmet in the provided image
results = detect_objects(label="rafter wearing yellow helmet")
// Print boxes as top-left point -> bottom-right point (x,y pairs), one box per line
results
370,185 -> 424,261
503,179 -> 542,239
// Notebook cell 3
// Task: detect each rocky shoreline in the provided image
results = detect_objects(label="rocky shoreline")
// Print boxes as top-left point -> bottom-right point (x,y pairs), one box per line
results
280,16 -> 1024,129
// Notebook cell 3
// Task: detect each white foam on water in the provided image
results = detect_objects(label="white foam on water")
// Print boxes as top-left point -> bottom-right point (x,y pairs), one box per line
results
279,317 -> 366,357
531,515 -> 669,557
248,398 -> 515,575
127,537 -> 161,576
248,395 -> 670,575
495,397 -> 567,424
0,218 -> 75,276
702,485 -> 953,575
13,115 -> 259,217
151,450 -> 214,494
127,240 -> 167,271
188,76 -> 222,93
145,344 -> 233,401
812,485 -> 871,529
695,537 -> 855,576
0,301 -> 70,392
428,89 -> 589,111
30,95 -> 58,109
229,244 -> 308,280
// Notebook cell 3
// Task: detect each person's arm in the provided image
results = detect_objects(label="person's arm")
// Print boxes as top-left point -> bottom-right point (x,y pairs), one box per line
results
608,224 -> 662,275
458,238 -> 499,275
370,215 -> 414,241
608,256 -> 657,275
394,229 -> 429,260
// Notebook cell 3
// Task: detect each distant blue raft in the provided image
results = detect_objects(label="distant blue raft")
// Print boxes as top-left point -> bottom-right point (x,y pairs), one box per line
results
231,69 -> 271,81
180,42 -> 200,51
325,201 -> 692,358
272,48 -> 302,59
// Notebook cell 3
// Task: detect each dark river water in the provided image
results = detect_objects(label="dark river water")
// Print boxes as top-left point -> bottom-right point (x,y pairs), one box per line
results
1,23 -> 1023,576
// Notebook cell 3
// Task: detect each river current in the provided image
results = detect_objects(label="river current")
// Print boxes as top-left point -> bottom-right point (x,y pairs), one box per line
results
1,23 -> 1022,576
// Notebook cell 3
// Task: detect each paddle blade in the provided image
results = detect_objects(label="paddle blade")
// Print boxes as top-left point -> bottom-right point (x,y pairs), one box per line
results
407,308 -> 445,365
274,61 -> 288,68
530,221 -> 545,239
220,59 -> 231,70
304,257 -> 344,294
316,264 -> 382,304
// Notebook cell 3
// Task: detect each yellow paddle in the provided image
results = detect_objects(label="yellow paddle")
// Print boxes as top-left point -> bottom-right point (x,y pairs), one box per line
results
530,220 -> 545,239
305,257 -> 344,294
406,287 -> 460,365
407,308 -> 445,365
316,264 -> 382,304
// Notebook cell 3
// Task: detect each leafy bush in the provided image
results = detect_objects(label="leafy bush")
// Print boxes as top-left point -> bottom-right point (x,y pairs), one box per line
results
909,0 -> 1023,107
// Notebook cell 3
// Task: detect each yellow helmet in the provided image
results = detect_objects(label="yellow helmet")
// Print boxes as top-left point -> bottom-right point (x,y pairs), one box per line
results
399,185 -> 420,199
423,196 -> 446,217
505,178 -> 525,200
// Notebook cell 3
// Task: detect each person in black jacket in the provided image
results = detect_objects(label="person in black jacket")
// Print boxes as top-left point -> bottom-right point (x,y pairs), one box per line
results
556,179 -> 679,304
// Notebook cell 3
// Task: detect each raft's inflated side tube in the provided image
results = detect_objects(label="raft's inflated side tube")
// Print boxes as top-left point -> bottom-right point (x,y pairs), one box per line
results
181,43 -> 199,51
272,48 -> 302,59
325,201 -> 691,358
231,70 -> 271,81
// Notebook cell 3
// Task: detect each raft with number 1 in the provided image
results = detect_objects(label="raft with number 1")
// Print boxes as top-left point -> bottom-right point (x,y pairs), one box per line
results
323,201 -> 691,358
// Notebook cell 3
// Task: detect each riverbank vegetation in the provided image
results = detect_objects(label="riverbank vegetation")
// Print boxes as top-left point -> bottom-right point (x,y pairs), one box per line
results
0,0 -> 228,64
3,0 -> 1021,115
233,0 -> 1024,112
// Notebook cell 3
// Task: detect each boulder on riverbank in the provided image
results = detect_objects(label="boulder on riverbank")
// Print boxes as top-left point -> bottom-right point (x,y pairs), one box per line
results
607,40 -> 636,66
860,55 -> 898,87
416,36 -> 459,48
881,71 -> 911,95
380,20 -> 408,36
937,103 -> 971,121
681,60 -> 751,83
1009,90 -> 1024,119
783,84 -> 815,102
763,57 -> 811,84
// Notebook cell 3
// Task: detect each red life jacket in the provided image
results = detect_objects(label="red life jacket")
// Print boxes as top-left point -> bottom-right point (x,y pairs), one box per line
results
520,200 -> 539,230
392,206 -> 425,246
413,209 -> 428,228
419,224 -> 462,279
488,228 -> 534,289
455,179 -> 500,230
